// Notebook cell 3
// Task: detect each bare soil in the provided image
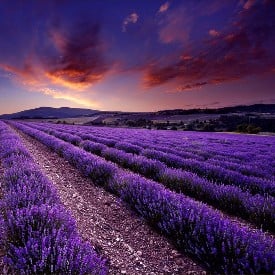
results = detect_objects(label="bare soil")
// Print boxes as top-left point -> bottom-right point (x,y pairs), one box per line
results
12,127 -> 207,275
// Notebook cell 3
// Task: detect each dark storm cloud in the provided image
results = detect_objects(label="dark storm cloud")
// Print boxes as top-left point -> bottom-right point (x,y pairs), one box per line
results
145,0 -> 275,91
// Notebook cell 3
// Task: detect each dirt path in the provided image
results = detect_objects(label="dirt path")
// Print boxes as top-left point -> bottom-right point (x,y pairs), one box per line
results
12,127 -> 206,275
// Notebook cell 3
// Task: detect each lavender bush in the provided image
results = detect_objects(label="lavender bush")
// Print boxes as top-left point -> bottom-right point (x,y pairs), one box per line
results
29,122 -> 275,195
11,121 -> 275,274
18,122 -> 275,232
0,122 -> 108,274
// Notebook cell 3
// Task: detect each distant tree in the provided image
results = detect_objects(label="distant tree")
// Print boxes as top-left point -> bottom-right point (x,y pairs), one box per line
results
236,123 -> 248,133
186,123 -> 194,131
236,123 -> 261,134
126,120 -> 135,127
202,124 -> 215,132
247,124 -> 261,134
136,118 -> 147,126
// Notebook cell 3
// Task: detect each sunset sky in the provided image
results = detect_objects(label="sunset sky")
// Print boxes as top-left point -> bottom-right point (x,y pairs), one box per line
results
0,0 -> 274,114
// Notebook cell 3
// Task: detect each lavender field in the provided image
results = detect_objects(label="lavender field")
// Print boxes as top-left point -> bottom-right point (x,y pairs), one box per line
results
0,120 -> 274,274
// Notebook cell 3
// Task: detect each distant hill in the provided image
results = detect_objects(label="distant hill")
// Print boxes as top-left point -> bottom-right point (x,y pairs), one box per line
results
1,104 -> 274,120
0,107 -> 99,119
156,104 -> 275,116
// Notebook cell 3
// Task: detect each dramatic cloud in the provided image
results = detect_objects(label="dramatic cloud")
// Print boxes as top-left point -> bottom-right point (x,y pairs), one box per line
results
122,13 -> 139,32
0,63 -> 99,108
0,0 -> 274,113
145,0 -> 275,91
158,2 -> 170,13
45,21 -> 108,90
0,19 -> 110,107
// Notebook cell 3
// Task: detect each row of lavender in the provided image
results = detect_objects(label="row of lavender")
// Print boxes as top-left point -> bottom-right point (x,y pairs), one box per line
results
21,123 -> 275,196
0,122 -> 107,274
11,121 -> 275,274
83,128 -> 274,179
45,123 -> 275,178
19,122 -> 275,232
33,123 -> 275,188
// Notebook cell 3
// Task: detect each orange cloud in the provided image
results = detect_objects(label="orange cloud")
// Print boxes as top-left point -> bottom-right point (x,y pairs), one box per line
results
0,63 -> 42,87
0,61 -> 101,107
1,20 -> 109,95
45,70 -> 104,91
40,88 -> 99,108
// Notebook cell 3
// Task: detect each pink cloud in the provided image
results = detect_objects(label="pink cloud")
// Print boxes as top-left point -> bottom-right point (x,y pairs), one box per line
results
199,0 -> 232,15
122,13 -> 139,32
175,82 -> 207,92
243,0 -> 256,9
209,29 -> 220,37
158,6 -> 192,44
158,2 -> 170,13
180,55 -> 193,61
144,1 -> 275,92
